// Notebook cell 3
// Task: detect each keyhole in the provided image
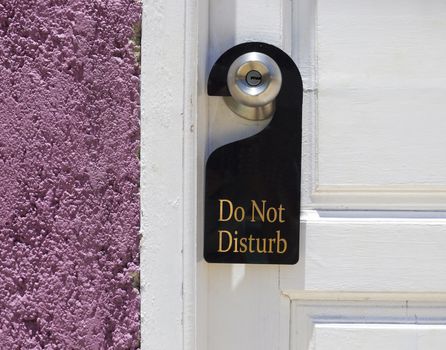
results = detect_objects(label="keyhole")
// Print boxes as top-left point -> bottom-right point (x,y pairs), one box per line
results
246,70 -> 262,87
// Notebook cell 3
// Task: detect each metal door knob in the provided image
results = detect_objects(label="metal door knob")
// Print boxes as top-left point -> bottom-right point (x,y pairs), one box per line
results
225,52 -> 282,120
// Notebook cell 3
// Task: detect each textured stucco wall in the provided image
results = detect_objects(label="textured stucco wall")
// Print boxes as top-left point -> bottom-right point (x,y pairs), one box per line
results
0,1 -> 141,348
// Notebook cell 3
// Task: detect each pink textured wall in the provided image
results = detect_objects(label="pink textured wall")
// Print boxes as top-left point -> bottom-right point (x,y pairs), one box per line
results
0,1 -> 141,348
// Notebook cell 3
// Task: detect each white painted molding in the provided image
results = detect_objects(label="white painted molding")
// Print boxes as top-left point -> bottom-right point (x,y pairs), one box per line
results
280,210 -> 446,293
311,185 -> 446,210
283,291 -> 446,302
140,0 -> 201,348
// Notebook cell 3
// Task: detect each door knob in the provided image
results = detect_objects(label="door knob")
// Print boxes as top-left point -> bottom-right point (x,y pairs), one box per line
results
225,52 -> 282,120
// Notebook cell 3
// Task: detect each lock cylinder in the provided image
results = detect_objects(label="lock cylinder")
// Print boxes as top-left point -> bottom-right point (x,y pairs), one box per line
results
225,52 -> 282,121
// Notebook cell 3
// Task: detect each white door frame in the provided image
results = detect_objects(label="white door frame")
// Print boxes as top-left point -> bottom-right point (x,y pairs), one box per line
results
140,0 -> 446,349
140,0 -> 206,348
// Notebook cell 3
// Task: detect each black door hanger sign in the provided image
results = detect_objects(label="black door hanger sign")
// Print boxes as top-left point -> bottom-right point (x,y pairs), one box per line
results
204,42 -> 303,264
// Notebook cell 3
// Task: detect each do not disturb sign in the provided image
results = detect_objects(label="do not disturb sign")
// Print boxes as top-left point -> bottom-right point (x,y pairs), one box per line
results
216,199 -> 288,255
204,42 -> 302,265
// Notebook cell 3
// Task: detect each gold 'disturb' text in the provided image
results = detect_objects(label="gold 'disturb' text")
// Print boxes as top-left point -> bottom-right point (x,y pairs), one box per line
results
216,199 -> 288,254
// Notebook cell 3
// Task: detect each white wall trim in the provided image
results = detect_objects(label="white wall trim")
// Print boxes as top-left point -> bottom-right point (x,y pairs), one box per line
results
140,0 -> 201,348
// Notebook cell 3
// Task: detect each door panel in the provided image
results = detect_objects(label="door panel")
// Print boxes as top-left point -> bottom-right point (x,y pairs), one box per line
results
291,300 -> 446,350
314,0 -> 446,209
311,324 -> 446,350
281,215 -> 446,292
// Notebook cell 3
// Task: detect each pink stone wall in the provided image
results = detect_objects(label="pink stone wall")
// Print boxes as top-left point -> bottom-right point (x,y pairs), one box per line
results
0,1 -> 141,348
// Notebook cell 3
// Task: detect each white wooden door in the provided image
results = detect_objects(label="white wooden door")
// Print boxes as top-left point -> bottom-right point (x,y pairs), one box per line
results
141,0 -> 446,349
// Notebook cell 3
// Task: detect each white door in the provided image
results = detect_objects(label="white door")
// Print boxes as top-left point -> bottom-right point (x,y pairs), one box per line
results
141,0 -> 446,349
